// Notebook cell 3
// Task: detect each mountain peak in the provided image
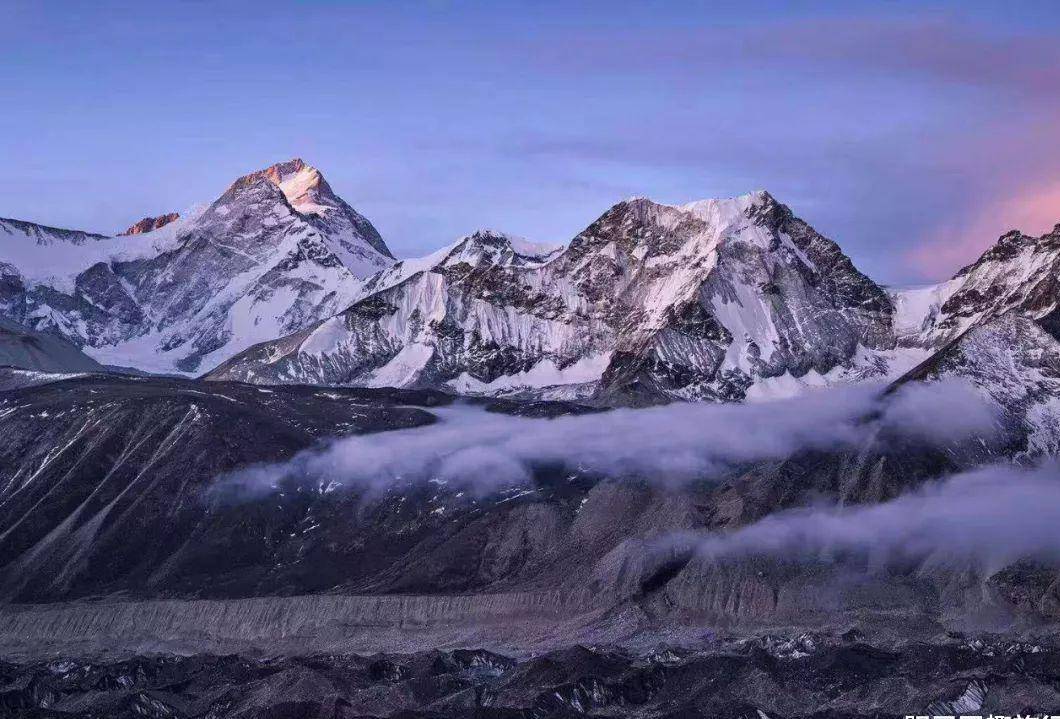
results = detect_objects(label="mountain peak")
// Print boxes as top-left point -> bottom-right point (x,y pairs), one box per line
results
233,158 -> 335,213
677,189 -> 774,225
451,229 -> 563,264
0,217 -> 110,245
260,157 -> 309,184
680,189 -> 772,209
118,212 -> 180,236
953,225 -> 1058,280
223,158 -> 325,204
218,158 -> 392,261
607,190 -> 776,224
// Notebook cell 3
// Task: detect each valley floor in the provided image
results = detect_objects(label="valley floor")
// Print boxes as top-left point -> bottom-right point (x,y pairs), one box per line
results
2,592 -> 1060,717
1,629 -> 1056,717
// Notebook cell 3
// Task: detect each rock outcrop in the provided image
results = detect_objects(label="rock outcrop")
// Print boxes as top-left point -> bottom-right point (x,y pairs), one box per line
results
117,212 -> 179,236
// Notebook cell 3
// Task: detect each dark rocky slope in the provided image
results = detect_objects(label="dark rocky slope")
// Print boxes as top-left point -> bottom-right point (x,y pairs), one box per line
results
1,636 -> 1056,718
0,319 -> 103,373
0,371 -> 1045,625
0,373 -> 441,602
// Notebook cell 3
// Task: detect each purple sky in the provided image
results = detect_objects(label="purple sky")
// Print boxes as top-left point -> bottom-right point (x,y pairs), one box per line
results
3,1 -> 1060,283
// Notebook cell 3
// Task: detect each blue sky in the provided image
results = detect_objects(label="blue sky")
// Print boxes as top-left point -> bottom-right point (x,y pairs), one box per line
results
3,1 -> 1060,283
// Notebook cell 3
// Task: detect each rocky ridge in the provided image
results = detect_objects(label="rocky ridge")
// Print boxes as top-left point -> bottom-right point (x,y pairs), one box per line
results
207,191 -> 909,404
117,212 -> 180,236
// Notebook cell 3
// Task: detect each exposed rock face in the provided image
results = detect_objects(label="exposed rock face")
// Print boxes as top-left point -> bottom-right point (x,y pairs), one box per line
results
0,159 -> 394,374
202,200 -> 1060,411
117,212 -> 179,236
207,192 -> 907,403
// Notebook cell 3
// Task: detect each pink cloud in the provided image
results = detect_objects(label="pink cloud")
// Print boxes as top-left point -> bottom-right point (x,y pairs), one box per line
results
906,181 -> 1060,279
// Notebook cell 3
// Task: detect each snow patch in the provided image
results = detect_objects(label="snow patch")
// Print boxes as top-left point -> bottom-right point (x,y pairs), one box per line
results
365,343 -> 435,388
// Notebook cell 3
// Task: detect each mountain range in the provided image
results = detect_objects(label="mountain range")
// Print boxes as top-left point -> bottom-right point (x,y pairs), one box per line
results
4,157 -> 1060,462
4,158 -> 1059,412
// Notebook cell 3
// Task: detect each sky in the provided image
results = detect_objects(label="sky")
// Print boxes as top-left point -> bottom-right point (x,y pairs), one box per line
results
3,0 -> 1060,284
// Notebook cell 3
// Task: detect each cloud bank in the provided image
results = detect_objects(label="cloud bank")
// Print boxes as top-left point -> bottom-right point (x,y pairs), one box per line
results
213,379 -> 1060,571
678,461 -> 1060,573
220,379 -> 997,499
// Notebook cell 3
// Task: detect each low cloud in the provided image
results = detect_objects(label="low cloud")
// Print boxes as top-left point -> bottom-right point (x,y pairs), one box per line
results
880,378 -> 999,445
220,379 -> 997,499
679,462 -> 1060,572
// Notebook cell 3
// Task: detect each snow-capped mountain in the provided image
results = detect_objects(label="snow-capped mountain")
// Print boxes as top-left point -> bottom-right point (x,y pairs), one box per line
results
8,157 -> 1060,408
890,222 -> 1060,347
879,223 -> 1060,457
0,159 -> 394,374
206,191 -> 919,402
